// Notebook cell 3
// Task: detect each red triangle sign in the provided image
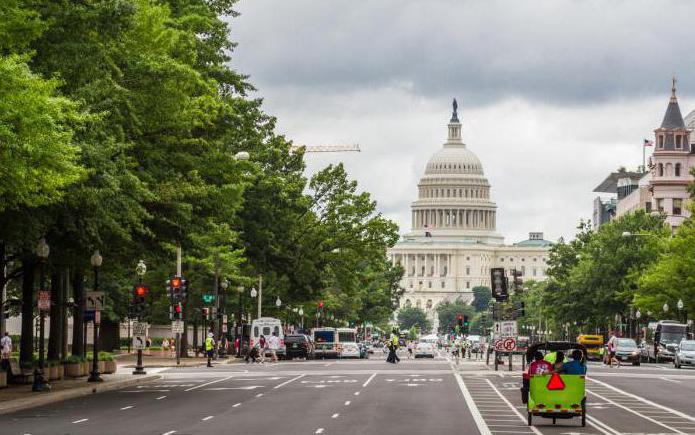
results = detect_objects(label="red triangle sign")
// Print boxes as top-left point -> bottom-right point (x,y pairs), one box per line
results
546,373 -> 565,390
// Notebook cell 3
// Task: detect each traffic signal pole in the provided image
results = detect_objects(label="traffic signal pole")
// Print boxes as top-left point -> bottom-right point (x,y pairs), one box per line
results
176,244 -> 182,365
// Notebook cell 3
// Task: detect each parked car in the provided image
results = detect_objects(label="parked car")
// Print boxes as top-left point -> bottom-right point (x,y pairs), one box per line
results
414,341 -> 436,358
284,334 -> 314,360
612,338 -> 641,366
675,340 -> 695,369
340,342 -> 361,358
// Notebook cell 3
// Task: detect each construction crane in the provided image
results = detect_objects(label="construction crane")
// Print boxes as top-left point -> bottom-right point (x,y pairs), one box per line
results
290,144 -> 361,153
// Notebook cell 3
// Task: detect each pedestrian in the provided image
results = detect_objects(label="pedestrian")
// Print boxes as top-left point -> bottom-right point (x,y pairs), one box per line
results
170,337 -> 176,358
145,336 -> 152,355
407,341 -> 413,359
268,331 -> 281,362
258,335 -> 267,363
607,337 -> 620,368
245,342 -> 259,363
205,333 -> 215,367
1,332 -> 12,360
162,337 -> 170,357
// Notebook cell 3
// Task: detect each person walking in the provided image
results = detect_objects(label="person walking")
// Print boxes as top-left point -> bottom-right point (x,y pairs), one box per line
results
258,335 -> 267,363
1,332 -> 12,360
268,331 -> 280,362
205,333 -> 215,367
162,337 -> 169,357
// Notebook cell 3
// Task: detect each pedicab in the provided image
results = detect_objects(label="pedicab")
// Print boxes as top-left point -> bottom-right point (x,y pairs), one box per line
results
523,342 -> 588,427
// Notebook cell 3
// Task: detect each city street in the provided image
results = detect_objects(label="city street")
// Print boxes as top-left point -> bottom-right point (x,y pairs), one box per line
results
5,352 -> 695,435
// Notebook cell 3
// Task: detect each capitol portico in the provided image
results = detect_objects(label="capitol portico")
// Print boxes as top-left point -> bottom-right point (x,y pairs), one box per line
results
387,100 -> 552,329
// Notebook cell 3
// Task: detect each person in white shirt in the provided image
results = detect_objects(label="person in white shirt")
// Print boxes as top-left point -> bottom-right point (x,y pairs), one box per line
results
1,332 -> 12,359
268,332 -> 281,362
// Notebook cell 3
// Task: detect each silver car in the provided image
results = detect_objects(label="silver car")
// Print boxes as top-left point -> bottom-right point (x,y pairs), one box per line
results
675,340 -> 695,369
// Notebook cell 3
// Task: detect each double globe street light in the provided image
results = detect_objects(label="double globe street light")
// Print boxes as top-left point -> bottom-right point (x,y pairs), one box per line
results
32,238 -> 50,392
88,250 -> 103,382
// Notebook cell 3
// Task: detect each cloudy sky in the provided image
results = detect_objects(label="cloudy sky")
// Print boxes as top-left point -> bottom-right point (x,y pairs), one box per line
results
228,0 -> 695,242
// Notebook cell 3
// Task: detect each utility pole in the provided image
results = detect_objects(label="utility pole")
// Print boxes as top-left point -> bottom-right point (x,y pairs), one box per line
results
257,275 -> 263,319
175,243 -> 182,365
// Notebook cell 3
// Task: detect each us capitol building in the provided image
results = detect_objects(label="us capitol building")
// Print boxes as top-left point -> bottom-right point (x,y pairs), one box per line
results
387,100 -> 552,328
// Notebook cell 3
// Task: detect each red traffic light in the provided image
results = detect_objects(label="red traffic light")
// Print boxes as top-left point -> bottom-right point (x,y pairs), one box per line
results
175,303 -> 182,313
202,308 -> 209,316
171,277 -> 182,288
318,301 -> 324,309
457,314 -> 463,320
135,285 -> 147,297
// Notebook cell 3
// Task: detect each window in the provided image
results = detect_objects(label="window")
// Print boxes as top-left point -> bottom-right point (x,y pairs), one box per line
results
405,299 -> 411,307
262,326 -> 271,335
657,198 -> 664,212
427,299 -> 433,308
533,257 -> 537,262
421,266 -> 425,276
510,257 -> 514,262
443,266 -> 447,276
428,281 -> 432,289
416,300 -> 421,308
674,198 -> 683,215
676,163 -> 682,177
466,281 -> 470,289
676,135 -> 683,149
658,163 -> 664,177
521,266 -> 526,275
521,258 -> 525,262
466,256 -> 470,261
430,266 -> 434,276
500,258 -> 504,262
645,201 -> 652,213
441,281 -> 445,289
658,135 -> 664,148
253,326 -> 259,337
466,266 -> 470,275
532,267 -> 537,276
409,281 -> 413,288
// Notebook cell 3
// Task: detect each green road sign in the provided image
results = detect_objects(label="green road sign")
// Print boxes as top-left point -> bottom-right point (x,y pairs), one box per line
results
202,294 -> 215,303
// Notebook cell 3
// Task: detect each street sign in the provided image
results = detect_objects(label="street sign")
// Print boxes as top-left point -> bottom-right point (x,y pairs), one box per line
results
171,320 -> 184,334
222,314 -> 228,324
38,290 -> 51,311
133,321 -> 147,336
493,337 -> 517,352
202,294 -> 215,303
86,291 -> 105,311
494,320 -> 518,338
133,335 -> 145,350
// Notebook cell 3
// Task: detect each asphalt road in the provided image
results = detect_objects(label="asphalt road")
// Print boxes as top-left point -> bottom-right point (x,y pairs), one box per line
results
5,351 -> 695,435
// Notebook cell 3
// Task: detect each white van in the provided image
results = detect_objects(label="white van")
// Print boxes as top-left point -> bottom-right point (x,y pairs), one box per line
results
251,317 -> 285,358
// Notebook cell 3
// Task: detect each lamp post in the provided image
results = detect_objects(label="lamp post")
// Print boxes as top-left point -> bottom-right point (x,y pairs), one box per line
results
133,260 -> 146,375
250,287 -> 257,323
236,286 -> 244,357
219,279 -> 229,358
299,307 -> 304,331
32,238 -> 50,392
663,303 -> 669,316
88,250 -> 103,382
677,299 -> 685,324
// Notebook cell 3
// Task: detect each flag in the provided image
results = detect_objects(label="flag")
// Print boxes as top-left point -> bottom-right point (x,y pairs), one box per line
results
644,139 -> 654,147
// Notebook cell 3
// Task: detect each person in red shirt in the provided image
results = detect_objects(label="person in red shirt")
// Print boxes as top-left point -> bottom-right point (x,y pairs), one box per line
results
522,351 -> 553,403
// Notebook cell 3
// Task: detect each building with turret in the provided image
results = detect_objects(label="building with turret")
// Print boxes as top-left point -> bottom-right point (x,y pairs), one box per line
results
387,100 -> 552,329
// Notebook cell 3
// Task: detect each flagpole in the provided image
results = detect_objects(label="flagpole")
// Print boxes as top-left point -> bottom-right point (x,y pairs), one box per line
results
643,142 -> 646,173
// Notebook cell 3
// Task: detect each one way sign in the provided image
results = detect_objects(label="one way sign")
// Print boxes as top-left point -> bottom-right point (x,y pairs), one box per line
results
86,291 -> 105,311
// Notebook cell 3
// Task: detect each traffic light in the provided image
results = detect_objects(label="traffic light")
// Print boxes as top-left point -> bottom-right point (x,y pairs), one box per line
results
202,307 -> 209,319
168,275 -> 187,302
174,301 -> 183,320
318,301 -> 325,309
511,269 -> 523,293
463,315 -> 470,334
513,300 -> 526,319
133,284 -> 148,304
490,267 -> 508,301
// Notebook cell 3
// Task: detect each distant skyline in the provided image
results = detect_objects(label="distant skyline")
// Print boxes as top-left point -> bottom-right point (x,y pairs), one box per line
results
229,0 -> 695,242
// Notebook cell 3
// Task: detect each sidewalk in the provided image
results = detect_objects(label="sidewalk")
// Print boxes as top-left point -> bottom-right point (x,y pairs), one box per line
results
115,351 -> 244,368
0,372 -> 161,415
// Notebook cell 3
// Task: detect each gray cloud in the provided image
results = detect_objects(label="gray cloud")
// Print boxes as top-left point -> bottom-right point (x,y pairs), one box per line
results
231,0 -> 695,106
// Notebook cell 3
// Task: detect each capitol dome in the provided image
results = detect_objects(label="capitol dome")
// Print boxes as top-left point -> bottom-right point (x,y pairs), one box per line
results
408,99 -> 503,244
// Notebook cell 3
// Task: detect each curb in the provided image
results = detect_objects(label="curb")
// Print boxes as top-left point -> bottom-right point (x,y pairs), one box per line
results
0,374 -> 161,416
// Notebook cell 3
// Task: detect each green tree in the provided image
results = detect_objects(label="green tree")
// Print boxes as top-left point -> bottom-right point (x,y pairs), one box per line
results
398,307 -> 430,331
471,286 -> 491,312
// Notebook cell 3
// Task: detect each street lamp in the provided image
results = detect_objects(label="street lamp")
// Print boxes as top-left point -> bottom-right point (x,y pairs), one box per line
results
677,299 -> 685,323
275,296 -> 282,308
236,286 -> 244,357
218,280 -> 229,358
88,250 -> 103,382
133,260 -> 146,375
250,287 -> 257,323
663,303 -> 669,314
32,238 -> 50,392
234,151 -> 250,161
299,307 -> 304,331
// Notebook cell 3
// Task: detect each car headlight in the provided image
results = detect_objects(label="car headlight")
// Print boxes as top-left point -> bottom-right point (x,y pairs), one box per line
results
631,351 -> 638,356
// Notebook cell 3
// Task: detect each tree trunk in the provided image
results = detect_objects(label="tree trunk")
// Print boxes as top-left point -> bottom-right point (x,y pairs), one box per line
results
47,270 -> 62,361
20,259 -> 35,369
71,270 -> 84,356
61,268 -> 69,360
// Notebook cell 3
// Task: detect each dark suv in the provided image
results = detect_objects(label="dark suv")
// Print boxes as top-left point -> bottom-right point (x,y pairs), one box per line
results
285,334 -> 315,360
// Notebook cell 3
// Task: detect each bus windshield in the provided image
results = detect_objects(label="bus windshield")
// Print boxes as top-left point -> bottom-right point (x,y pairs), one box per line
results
660,332 -> 686,344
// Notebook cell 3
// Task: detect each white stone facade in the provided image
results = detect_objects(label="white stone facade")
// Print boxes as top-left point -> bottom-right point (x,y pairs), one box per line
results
388,101 -> 551,328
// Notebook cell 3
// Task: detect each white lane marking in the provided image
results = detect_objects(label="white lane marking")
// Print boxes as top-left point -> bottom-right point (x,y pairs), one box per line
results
273,374 -> 305,389
185,375 -> 236,392
454,374 -> 492,435
156,396 -> 167,400
205,386 -> 264,390
233,403 -> 241,407
660,377 -> 681,383
589,377 -> 695,423
344,401 -> 351,406
315,429 -> 324,434
120,405 -> 134,410
332,413 -> 339,418
121,389 -> 170,393
362,373 -> 377,388
586,388 -> 685,434
586,415 -> 622,435
202,416 -> 214,421
483,379 -> 542,435
162,431 -> 177,435
256,393 -> 264,398
354,391 -> 360,396
72,419 -> 88,424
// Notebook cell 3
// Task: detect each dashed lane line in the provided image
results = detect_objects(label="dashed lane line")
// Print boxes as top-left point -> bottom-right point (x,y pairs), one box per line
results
232,403 -> 241,408
454,373 -> 492,435
331,413 -> 339,419
202,416 -> 214,421
72,419 -> 88,424
315,428 -> 324,434
273,374 -> 305,389
156,396 -> 167,400
184,375 -> 236,392
120,405 -> 134,410
344,401 -> 351,406
162,431 -> 176,435
362,373 -> 376,388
